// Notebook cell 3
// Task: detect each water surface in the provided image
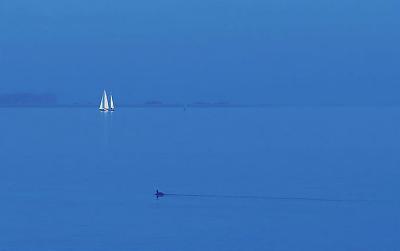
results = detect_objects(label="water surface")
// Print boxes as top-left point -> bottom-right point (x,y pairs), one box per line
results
0,107 -> 399,250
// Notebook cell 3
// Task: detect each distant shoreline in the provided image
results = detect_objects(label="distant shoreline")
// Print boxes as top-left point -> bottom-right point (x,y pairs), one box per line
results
0,104 -> 398,108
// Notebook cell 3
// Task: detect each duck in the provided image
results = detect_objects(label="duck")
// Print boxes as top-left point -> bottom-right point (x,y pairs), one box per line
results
155,189 -> 165,198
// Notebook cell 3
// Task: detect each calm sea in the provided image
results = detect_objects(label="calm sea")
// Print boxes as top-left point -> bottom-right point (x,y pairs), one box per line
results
0,107 -> 399,250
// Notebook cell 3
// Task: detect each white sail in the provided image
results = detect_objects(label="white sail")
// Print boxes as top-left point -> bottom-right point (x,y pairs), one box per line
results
99,93 -> 105,110
110,95 -> 115,110
103,90 -> 109,110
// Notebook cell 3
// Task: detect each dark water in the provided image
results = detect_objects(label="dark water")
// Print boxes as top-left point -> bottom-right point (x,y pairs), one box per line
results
0,107 -> 399,250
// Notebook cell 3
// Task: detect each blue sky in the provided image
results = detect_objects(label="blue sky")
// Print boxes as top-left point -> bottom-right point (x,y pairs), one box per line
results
1,0 -> 399,104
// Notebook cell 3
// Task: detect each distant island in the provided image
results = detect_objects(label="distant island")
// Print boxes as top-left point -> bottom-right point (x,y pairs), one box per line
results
0,93 -> 258,107
0,93 -> 58,106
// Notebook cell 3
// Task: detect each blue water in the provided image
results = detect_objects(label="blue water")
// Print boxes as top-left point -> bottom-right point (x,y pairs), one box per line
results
1,107 -> 399,250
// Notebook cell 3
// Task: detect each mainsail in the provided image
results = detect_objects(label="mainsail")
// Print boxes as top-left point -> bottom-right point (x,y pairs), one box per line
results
99,90 -> 110,111
99,94 -> 104,110
103,90 -> 109,110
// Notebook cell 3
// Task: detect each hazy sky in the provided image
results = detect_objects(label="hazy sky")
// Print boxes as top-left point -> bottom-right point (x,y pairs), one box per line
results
1,0 -> 399,104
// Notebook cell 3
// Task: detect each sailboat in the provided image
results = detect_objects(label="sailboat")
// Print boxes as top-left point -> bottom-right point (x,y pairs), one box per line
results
99,90 -> 110,111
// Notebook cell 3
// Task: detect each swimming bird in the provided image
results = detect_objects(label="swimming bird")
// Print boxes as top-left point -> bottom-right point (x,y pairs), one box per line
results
155,190 -> 165,198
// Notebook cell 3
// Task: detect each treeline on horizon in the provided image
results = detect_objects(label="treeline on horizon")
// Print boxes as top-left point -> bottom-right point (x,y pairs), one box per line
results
3,92 -> 397,107
0,92 -> 233,107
